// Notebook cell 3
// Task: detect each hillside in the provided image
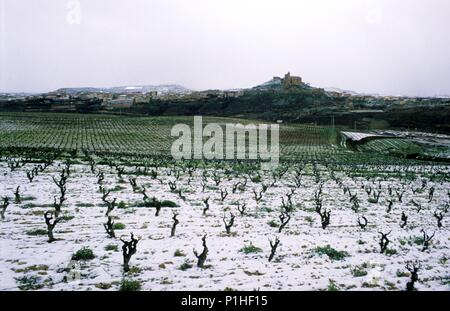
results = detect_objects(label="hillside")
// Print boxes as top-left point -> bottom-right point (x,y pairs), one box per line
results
1,73 -> 449,133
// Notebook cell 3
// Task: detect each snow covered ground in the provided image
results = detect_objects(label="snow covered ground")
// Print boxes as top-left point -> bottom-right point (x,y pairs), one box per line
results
0,161 -> 448,291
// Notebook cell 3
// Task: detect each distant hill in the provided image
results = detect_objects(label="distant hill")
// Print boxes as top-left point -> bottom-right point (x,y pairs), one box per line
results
56,84 -> 192,95
2,73 -> 450,133
252,73 -> 311,92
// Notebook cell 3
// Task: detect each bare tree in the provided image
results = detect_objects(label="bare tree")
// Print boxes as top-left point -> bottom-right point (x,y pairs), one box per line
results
52,170 -> 67,217
105,198 -> 117,216
400,212 -> 408,229
386,199 -> 393,213
285,188 -> 295,206
420,230 -> 435,252
293,171 -> 302,188
212,172 -> 221,186
357,216 -> 368,229
406,261 -> 421,291
44,211 -> 61,243
351,197 -> 360,212
428,186 -> 435,202
268,237 -> 280,262
26,171 -> 35,182
120,233 -> 140,272
201,180 -> 207,192
101,187 -> 111,202
1,197 -> 10,220
411,200 -> 422,213
116,166 -> 125,180
443,202 -> 449,214
8,160 -> 20,172
223,212 -> 235,234
171,212 -> 179,237
103,216 -> 116,238
220,188 -> 228,201
202,197 -> 210,216
237,201 -> 247,216
378,230 -> 391,254
314,189 -> 323,213
261,183 -> 269,193
232,181 -> 241,194
318,209 -> 331,229
129,177 -> 139,192
281,196 -> 293,213
89,159 -> 96,174
369,190 -> 381,204
278,211 -> 291,233
396,190 -> 405,203
253,189 -> 263,204
142,187 -> 149,201
64,162 -> 71,176
168,180 -> 177,192
433,211 -> 443,229
193,234 -> 208,268
52,169 -> 68,190
97,171 -> 104,185
13,186 -> 21,204
151,197 -> 162,216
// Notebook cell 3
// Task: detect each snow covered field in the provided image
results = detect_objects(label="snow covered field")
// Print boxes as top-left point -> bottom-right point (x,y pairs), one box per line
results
0,160 -> 449,291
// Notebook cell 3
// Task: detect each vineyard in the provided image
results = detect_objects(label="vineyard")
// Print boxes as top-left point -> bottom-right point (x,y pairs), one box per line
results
0,112 -> 449,291
0,112 -> 436,165
0,113 -> 178,156
0,113 -> 339,156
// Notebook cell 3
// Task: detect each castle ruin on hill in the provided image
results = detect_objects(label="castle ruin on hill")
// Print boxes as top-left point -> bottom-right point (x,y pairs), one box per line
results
273,72 -> 303,89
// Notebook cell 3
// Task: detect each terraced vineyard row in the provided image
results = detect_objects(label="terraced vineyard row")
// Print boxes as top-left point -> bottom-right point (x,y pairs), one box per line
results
0,113 -> 175,155
358,139 -> 417,153
0,113 -> 346,160
0,113 -> 442,166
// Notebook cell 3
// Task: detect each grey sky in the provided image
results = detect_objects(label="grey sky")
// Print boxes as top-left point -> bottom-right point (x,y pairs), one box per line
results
1,0 -> 450,96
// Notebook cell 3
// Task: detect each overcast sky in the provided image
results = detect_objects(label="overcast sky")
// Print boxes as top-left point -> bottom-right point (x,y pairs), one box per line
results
1,0 -> 450,96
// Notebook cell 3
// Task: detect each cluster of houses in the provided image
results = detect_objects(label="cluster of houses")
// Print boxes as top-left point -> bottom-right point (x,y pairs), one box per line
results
5,72 -> 448,114
33,91 -> 158,110
44,87 -> 246,109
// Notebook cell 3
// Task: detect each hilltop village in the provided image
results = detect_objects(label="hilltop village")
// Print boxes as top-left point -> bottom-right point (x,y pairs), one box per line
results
1,73 -> 449,133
